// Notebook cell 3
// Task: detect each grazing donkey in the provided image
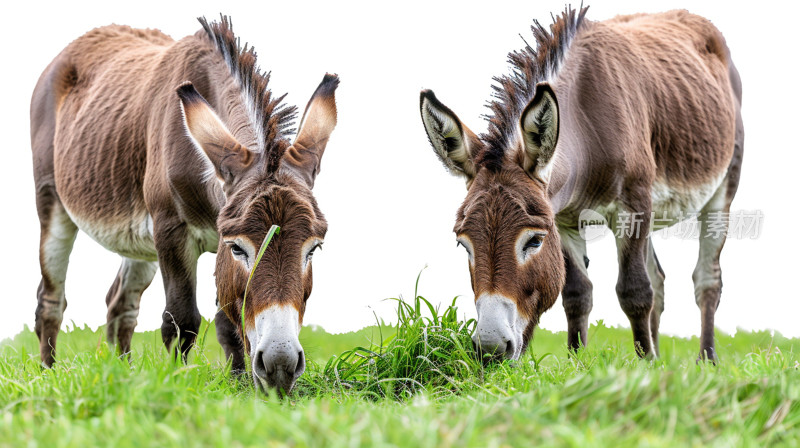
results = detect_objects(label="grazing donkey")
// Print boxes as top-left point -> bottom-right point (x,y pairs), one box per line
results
420,7 -> 742,362
31,16 -> 338,392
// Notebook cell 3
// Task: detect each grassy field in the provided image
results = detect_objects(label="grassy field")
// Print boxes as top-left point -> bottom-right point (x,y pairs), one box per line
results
1,294 -> 799,447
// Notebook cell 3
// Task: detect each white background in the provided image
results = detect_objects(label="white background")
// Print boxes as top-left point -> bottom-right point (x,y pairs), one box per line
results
1,0 -> 798,343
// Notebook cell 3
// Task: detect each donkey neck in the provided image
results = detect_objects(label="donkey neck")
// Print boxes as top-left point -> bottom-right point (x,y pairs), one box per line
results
542,27 -> 638,222
544,101 -> 588,218
151,34 -> 264,232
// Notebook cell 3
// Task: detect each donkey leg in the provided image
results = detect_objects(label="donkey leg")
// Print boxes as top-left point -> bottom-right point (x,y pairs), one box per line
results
693,187 -> 730,363
613,210 -> 655,358
105,258 -> 158,356
154,220 -> 201,361
561,231 -> 593,351
646,240 -> 665,357
692,89 -> 743,363
215,308 -> 246,372
35,190 -> 78,367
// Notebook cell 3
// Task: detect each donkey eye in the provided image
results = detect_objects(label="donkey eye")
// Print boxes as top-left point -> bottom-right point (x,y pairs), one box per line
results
230,244 -> 247,258
456,239 -> 474,260
307,242 -> 323,261
524,234 -> 545,251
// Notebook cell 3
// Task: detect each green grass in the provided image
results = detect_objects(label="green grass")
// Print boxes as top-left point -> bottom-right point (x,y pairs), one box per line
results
1,290 -> 799,447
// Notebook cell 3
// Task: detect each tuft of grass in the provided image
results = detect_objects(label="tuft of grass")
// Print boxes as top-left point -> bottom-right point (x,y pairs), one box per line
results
298,291 -> 481,400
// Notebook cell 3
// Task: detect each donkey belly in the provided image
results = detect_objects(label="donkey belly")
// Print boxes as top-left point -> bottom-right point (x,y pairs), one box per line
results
62,205 -> 158,261
650,172 -> 726,231
53,138 -> 158,261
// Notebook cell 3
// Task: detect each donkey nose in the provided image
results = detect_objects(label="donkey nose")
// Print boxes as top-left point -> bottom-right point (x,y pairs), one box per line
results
473,328 -> 516,360
253,343 -> 306,393
473,294 -> 522,360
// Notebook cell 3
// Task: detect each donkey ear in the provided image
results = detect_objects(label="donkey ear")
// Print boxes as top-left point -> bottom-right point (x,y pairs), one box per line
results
520,82 -> 560,183
177,82 -> 254,187
281,74 -> 339,189
420,90 -> 480,182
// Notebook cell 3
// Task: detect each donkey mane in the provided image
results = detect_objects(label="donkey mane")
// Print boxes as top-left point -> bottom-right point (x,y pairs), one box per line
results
479,5 -> 589,171
198,15 -> 297,169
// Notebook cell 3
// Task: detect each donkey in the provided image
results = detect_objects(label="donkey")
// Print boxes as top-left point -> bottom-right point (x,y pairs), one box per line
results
31,16 -> 338,393
420,7 -> 743,362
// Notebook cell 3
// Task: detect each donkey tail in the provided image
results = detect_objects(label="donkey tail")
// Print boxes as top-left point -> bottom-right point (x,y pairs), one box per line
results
30,52 -> 76,187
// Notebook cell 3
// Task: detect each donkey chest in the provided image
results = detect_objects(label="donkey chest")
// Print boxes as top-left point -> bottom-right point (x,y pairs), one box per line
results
190,225 -> 220,254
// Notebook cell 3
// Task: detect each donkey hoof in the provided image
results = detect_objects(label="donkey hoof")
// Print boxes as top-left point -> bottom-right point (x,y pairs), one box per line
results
696,348 -> 718,365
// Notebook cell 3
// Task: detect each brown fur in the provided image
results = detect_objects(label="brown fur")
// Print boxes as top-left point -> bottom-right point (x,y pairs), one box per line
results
30,16 -> 338,384
421,7 -> 742,361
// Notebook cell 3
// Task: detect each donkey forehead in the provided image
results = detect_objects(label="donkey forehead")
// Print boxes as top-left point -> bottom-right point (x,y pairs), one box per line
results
455,172 -> 551,234
219,185 -> 326,237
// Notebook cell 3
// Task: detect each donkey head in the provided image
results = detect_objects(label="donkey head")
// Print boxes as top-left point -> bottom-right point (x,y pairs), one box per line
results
420,84 -> 565,360
178,74 -> 338,393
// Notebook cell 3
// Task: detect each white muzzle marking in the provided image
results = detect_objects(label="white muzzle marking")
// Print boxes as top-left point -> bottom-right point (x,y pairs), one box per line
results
247,305 -> 304,392
473,294 -> 529,360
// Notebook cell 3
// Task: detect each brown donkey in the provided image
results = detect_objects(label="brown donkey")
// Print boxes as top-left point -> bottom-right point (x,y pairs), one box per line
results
420,7 -> 743,362
31,17 -> 338,392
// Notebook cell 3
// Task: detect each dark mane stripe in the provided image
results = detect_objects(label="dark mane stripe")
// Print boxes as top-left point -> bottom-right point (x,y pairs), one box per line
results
479,5 -> 589,170
198,15 -> 297,163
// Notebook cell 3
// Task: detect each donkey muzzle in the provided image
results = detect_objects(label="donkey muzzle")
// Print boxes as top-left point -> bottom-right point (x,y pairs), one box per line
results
253,340 -> 305,394
249,305 -> 304,394
473,294 -> 526,360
